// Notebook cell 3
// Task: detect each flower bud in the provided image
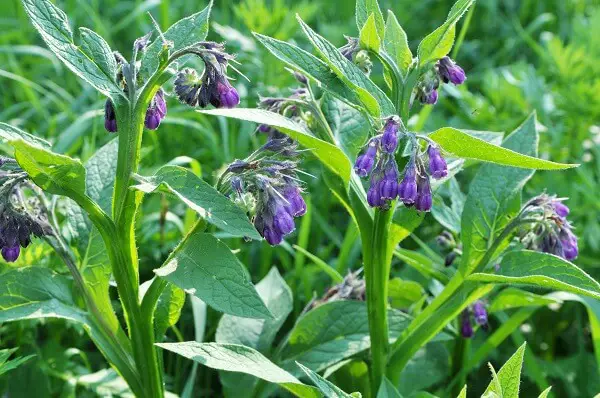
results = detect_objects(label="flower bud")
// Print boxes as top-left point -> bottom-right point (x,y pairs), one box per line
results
354,140 -> 378,177
460,310 -> 474,338
398,160 -> 418,205
273,204 -> 295,235
1,245 -> 20,263
283,186 -> 307,217
436,230 -> 455,249
427,144 -> 448,179
472,301 -> 488,326
216,80 -> 240,109
174,68 -> 201,106
104,99 -> 118,133
367,179 -> 383,208
379,160 -> 399,200
552,200 -> 570,218
415,172 -> 432,212
263,226 -> 283,246
560,229 -> 578,260
444,251 -> 458,267
419,89 -> 438,105
437,57 -> 466,85
381,117 -> 400,153
294,71 -> 308,85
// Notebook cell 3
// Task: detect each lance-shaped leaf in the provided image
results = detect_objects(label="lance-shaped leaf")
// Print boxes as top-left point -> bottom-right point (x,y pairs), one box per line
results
0,122 -> 50,148
384,11 -> 412,77
0,349 -> 35,377
297,362 -> 354,398
429,127 -> 576,170
321,94 -> 370,159
359,14 -> 381,52
460,113 -> 538,274
22,0 -> 121,97
488,287 -> 560,313
156,342 -> 320,398
356,0 -> 385,41
417,0 -> 474,66
139,279 -> 185,340
468,250 -> 600,300
254,33 -> 362,109
483,343 -> 526,398
154,232 -> 271,319
132,165 -> 260,239
199,108 -> 352,185
140,1 -> 212,79
297,16 -> 395,117
11,139 -> 86,198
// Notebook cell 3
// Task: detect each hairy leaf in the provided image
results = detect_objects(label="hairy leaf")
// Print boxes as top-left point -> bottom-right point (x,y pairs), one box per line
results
359,14 -> 381,52
384,11 -> 412,76
488,287 -> 560,313
321,94 -> 370,159
356,0 -> 385,41
0,122 -> 50,148
483,343 -> 526,398
297,361 -> 354,397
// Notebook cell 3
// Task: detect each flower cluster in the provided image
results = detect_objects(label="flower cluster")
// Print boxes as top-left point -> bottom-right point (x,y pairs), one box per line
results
339,36 -> 372,74
0,162 -> 51,262
311,270 -> 365,309
437,230 -> 461,266
518,193 -> 578,260
174,42 -> 240,109
416,56 -> 466,105
460,300 -> 488,338
354,118 -> 448,212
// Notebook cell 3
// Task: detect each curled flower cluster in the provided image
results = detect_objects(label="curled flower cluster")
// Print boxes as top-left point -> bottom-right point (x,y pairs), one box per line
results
460,300 -> 488,338
174,42 -> 240,109
220,140 -> 306,246
518,194 -> 578,261
0,162 -> 50,262
339,36 -> 372,74
354,118 -> 448,212
416,56 -> 466,105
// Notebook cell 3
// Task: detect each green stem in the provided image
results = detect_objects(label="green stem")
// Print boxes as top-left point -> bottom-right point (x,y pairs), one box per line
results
450,336 -> 470,397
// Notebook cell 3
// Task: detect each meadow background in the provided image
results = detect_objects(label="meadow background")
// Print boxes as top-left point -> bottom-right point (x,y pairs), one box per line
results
1,0 -> 600,396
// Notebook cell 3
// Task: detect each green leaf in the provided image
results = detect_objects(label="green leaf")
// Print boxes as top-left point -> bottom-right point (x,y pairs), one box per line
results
199,108 -> 352,185
457,386 -> 466,398
483,343 -> 527,398
0,267 -> 87,324
431,177 -> 464,234
355,0 -> 385,41
488,287 -> 560,313
398,343 -> 450,396
359,14 -> 381,52
460,113 -> 538,274
0,122 -> 50,148
151,281 -> 185,340
321,93 -> 370,159
429,127 -> 576,170
254,33 -> 362,109
297,16 -> 395,118
154,232 -> 271,319
140,1 -> 212,79
468,250 -> 600,300
390,208 -> 425,249
11,139 -> 86,197
417,0 -> 474,66
21,0 -> 121,97
377,377 -> 403,398
156,342 -> 320,398
133,165 -> 260,239
538,387 -> 552,398
388,278 -> 424,309
0,349 -> 35,377
384,11 -> 412,76
297,361 -> 353,398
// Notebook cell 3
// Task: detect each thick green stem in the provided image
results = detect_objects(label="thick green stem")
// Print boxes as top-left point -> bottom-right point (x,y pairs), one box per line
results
363,208 -> 394,395
450,336 -> 470,397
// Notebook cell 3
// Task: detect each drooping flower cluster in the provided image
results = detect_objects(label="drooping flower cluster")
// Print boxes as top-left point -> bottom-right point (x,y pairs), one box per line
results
460,300 -> 488,338
0,160 -> 51,262
174,42 -> 240,109
354,118 -> 448,212
415,56 -> 466,105
518,193 -> 578,261
219,140 -> 306,246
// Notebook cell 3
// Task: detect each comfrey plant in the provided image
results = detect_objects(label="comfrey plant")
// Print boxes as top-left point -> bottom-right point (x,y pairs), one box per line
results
0,0 -> 597,397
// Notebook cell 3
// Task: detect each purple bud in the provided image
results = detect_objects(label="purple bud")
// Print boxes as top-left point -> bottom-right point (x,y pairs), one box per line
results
155,89 -> 167,118
104,99 -> 118,133
273,206 -> 295,235
460,310 -> 473,338
560,229 -> 578,260
381,117 -> 400,153
258,124 -> 272,133
380,160 -> 399,200
283,186 -> 307,217
217,81 -> 240,109
552,200 -> 570,218
415,173 -> 432,212
472,301 -> 488,326
354,140 -> 378,177
367,180 -> 383,208
437,57 -> 466,85
427,145 -> 448,179
420,89 -> 438,105
294,71 -> 308,85
2,245 -> 20,263
263,226 -> 283,246
398,161 -> 418,205
145,108 -> 162,130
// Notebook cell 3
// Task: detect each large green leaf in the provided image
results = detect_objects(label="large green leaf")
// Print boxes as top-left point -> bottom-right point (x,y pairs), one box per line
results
154,232 -> 271,319
488,287 -> 560,313
11,139 -> 86,197
143,280 -> 185,340
21,0 -> 121,97
377,377 -> 403,398
483,343 -> 526,398
253,33 -> 362,108
296,361 -> 353,398
156,342 -> 320,398
297,16 -> 395,117
459,113 -> 538,275
356,0 -> 385,41
468,250 -> 600,300
199,108 -> 352,185
429,127 -> 576,170
384,11 -> 413,77
398,343 -> 450,396
321,94 -> 370,159
0,122 -> 50,148
132,165 -> 260,239
417,0 -> 474,66
359,14 -> 381,52
140,1 -> 212,79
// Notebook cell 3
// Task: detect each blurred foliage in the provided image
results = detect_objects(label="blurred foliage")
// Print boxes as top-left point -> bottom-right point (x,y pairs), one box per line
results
1,0 -> 600,396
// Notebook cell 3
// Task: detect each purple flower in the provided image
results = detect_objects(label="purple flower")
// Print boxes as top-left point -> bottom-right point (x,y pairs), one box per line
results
398,160 -> 418,205
472,301 -> 488,326
420,89 -> 438,105
144,89 -> 167,130
415,171 -> 432,212
379,160 -> 399,200
560,229 -> 578,260
367,179 -> 383,208
283,186 -> 307,217
460,310 -> 474,338
216,80 -> 240,109
437,57 -> 466,85
381,117 -> 400,153
427,145 -> 448,179
1,245 -> 20,263
552,200 -> 570,218
104,99 -> 117,133
354,139 -> 378,177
